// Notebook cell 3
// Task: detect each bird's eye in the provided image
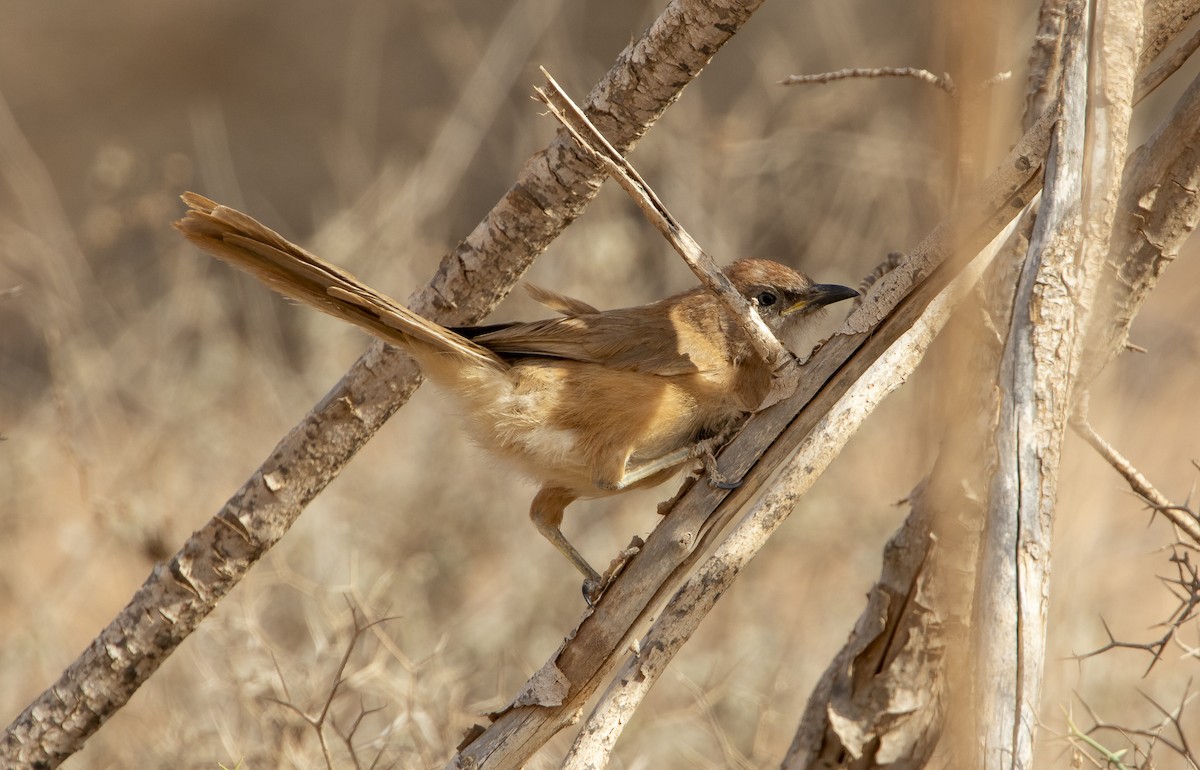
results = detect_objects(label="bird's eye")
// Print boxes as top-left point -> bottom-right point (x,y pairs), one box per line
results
755,291 -> 777,307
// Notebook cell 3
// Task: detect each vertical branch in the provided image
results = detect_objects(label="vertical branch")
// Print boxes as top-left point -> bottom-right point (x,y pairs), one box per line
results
972,3 -> 1088,767
778,1 -> 1183,767
1024,0 -> 1069,130
1081,68 -> 1200,384
780,206 -> 1035,770
972,0 -> 1141,767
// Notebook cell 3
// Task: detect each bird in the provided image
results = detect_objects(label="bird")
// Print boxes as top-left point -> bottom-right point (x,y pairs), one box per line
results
174,192 -> 858,600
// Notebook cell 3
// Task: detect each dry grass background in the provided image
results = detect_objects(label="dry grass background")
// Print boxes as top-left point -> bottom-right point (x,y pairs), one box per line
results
1,1 -> 1198,767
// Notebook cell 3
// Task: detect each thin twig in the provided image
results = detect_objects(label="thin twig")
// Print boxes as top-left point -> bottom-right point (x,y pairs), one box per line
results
781,66 -> 958,97
1077,546 -> 1200,675
1138,684 -> 1198,760
534,68 -> 795,391
265,603 -> 401,769
1070,406 -> 1200,546
1068,686 -> 1200,768
1062,705 -> 1134,770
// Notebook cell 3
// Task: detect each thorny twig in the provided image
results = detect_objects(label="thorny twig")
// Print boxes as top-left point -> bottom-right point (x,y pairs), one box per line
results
266,600 -> 400,770
1061,704 -> 1134,770
1064,687 -> 1200,769
1078,544 -> 1200,675
1071,405 -> 1200,547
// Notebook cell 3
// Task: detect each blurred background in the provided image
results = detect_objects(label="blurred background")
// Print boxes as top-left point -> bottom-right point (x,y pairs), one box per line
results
1,0 -> 1198,767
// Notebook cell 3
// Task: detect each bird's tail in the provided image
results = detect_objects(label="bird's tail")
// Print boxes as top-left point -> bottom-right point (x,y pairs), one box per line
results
174,192 -> 502,370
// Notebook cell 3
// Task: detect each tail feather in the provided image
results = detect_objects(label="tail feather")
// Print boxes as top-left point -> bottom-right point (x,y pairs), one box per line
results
174,193 -> 503,371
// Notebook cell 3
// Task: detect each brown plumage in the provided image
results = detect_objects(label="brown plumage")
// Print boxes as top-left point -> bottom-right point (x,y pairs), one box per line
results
174,192 -> 858,599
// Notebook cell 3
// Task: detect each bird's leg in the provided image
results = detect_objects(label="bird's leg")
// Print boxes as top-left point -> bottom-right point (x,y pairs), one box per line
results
690,417 -> 748,490
617,417 -> 748,491
530,486 -> 604,603
612,446 -> 695,487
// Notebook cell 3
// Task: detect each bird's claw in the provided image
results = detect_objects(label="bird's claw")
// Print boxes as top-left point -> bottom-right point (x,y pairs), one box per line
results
582,578 -> 603,607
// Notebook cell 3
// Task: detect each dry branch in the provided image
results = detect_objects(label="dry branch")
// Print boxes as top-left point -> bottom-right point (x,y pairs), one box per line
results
1071,407 -> 1200,546
978,0 -> 1147,767
781,67 -> 957,97
446,113 -> 1052,770
0,1 -> 770,766
563,206 -> 1025,770
783,0 -> 1196,765
1135,24 -> 1200,102
1141,0 -> 1200,72
1024,0 -> 1070,129
533,67 -> 797,397
782,203 -> 1038,770
1082,65 -> 1200,385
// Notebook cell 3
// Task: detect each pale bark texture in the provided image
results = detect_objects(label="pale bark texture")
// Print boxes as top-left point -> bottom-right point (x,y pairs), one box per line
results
1082,62 -> 1200,385
973,2 -> 1139,766
561,201 -> 1024,770
781,209 -> 1035,770
778,0 -> 1199,767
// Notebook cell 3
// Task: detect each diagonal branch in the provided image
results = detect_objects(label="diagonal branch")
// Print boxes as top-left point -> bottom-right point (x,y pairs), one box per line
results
781,199 -> 1039,770
1070,407 -> 1200,546
447,112 -> 1052,770
785,0 -> 1194,765
0,1 -> 771,766
562,201 -> 1027,770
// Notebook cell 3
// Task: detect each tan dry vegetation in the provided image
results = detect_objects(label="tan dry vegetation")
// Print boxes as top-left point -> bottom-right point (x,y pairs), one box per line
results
0,1 -> 1197,767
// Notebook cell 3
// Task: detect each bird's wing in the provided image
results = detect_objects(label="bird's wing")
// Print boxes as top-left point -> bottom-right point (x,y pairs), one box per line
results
460,304 -> 716,377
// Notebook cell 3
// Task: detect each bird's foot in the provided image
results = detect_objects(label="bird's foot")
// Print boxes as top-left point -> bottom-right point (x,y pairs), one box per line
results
690,418 -> 746,490
694,438 -> 743,490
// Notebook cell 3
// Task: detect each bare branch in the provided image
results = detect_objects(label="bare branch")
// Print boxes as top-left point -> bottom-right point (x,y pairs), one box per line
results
781,1 -> 1189,767
1135,24 -> 1200,103
447,106 -> 1052,770
1067,686 -> 1200,768
1024,0 -> 1069,129
1081,68 -> 1200,385
973,0 -> 1143,766
780,67 -> 957,97
563,206 -> 1025,770
265,603 -> 400,770
534,67 -> 796,397
782,200 -> 1039,770
1071,409 -> 1200,546
1077,546 -> 1200,676
1140,0 -> 1200,73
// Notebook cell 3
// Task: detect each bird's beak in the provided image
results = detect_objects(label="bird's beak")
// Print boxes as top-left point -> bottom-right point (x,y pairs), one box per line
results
782,283 -> 860,316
